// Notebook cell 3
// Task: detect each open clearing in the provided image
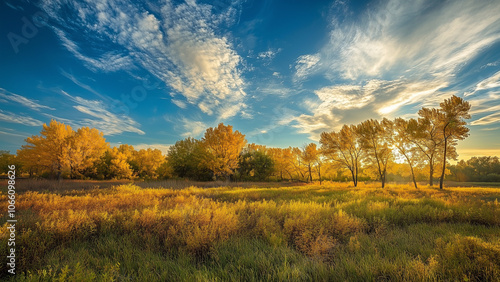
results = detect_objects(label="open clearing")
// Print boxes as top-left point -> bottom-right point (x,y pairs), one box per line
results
1,180 -> 499,281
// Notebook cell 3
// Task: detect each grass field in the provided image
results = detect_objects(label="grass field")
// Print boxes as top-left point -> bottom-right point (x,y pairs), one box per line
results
1,180 -> 500,281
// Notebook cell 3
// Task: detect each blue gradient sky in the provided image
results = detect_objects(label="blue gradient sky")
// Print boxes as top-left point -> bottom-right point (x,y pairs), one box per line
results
1,0 -> 500,158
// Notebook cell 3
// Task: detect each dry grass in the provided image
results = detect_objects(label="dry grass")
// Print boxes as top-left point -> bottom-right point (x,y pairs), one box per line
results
1,181 -> 499,281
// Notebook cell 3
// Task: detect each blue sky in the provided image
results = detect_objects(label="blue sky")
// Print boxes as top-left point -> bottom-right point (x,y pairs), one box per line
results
1,0 -> 500,158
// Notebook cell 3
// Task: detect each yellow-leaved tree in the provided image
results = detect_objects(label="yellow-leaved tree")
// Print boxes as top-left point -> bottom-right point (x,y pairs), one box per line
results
357,118 -> 393,188
437,95 -> 471,189
201,123 -> 246,180
17,120 -> 108,179
68,127 -> 108,178
18,120 -> 73,179
133,148 -> 165,179
320,124 -> 364,187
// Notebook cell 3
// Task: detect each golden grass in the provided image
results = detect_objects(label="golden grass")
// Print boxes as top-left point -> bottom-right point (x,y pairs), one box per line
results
1,181 -> 499,280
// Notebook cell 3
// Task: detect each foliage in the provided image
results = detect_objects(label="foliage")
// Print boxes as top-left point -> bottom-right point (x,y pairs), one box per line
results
357,118 -> 393,188
449,156 -> 500,182
201,123 -> 246,180
0,150 -> 21,173
1,181 -> 499,281
320,124 -> 363,187
167,137 -> 212,180
238,148 -> 275,181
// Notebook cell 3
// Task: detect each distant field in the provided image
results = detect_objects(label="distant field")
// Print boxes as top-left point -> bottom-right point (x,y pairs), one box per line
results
1,180 -> 499,281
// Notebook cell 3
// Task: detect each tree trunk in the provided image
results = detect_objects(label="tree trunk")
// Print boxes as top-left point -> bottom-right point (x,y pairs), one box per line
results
404,154 -> 418,189
439,138 -> 448,189
429,159 -> 434,186
410,163 -> 418,189
381,169 -> 386,188
350,169 -> 357,187
308,164 -> 312,182
318,163 -> 321,185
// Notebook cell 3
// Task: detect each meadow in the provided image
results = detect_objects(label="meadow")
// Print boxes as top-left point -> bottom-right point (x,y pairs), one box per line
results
1,180 -> 499,281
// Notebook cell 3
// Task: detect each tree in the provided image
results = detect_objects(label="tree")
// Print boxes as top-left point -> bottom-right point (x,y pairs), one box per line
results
301,143 -> 320,183
415,108 -> 443,186
268,147 -> 294,180
201,123 -> 246,180
0,151 -> 21,174
391,118 -> 421,188
167,137 -> 211,180
437,95 -> 471,189
238,148 -> 275,181
94,147 -> 134,179
18,120 -> 74,179
448,156 -> 500,182
68,127 -> 108,178
357,119 -> 393,188
320,124 -> 363,187
133,148 -> 165,179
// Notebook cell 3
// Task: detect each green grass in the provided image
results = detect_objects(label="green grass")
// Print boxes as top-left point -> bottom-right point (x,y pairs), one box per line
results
1,180 -> 499,281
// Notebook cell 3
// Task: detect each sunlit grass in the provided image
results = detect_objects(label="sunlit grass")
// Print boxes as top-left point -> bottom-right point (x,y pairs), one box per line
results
1,181 -> 499,281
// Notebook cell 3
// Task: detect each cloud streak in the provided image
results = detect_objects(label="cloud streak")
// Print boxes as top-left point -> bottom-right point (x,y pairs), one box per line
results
60,90 -> 145,135
0,88 -> 55,111
0,110 -> 43,126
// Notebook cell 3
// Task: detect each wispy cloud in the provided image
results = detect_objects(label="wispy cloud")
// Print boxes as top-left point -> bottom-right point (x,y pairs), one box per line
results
294,54 -> 320,81
40,0 -> 247,120
471,112 -> 500,126
0,110 -> 43,126
180,117 -> 207,138
0,88 -> 55,111
59,90 -> 144,135
465,70 -> 500,96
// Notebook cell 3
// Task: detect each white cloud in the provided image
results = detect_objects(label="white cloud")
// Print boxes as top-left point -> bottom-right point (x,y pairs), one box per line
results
180,118 -> 207,138
257,48 -> 281,61
132,143 -> 172,156
60,90 -> 144,135
0,88 -> 55,111
293,112 -> 341,141
314,84 -> 375,110
465,70 -> 500,96
171,99 -> 187,109
315,0 -> 500,81
40,0 -> 247,121
471,112 -> 500,126
294,54 -> 320,80
0,110 -> 43,126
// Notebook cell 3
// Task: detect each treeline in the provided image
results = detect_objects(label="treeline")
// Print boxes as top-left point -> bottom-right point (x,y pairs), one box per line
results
448,156 -> 500,182
0,95 -> 487,188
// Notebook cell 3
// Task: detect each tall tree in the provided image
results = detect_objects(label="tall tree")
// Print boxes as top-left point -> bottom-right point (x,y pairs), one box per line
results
68,127 -> 108,178
392,118 -> 421,188
415,108 -> 443,186
201,123 -> 246,180
18,120 -> 74,179
133,148 -> 165,179
357,119 -> 393,188
268,147 -> 293,180
167,137 -> 210,180
320,124 -> 363,187
238,147 -> 274,181
301,143 -> 320,183
437,95 -> 471,189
